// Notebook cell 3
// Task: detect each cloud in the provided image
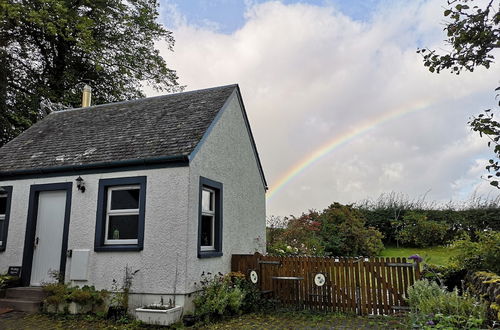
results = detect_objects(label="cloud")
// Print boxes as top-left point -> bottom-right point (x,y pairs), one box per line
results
154,0 -> 500,216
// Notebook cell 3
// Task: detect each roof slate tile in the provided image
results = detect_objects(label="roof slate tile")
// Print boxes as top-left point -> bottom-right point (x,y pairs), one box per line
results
0,85 -> 237,174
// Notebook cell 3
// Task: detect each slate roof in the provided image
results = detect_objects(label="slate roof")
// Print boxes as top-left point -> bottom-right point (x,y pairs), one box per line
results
0,84 -> 249,177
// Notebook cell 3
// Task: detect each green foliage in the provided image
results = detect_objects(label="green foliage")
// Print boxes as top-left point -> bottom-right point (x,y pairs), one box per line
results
267,211 -> 324,256
357,192 -> 500,245
451,231 -> 500,274
267,203 -> 384,257
421,263 -> 467,292
0,0 -> 181,146
193,272 -> 246,322
407,280 -> 487,329
319,203 -> 384,256
0,274 -> 20,289
417,0 -> 500,188
109,266 -> 139,311
43,282 -> 108,308
467,271 -> 500,322
395,212 -> 448,247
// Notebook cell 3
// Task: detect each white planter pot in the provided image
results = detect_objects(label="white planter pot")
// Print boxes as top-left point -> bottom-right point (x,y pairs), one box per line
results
135,305 -> 183,326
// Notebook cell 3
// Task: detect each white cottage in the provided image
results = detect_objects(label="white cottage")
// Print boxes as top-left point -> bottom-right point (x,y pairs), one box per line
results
0,84 -> 267,311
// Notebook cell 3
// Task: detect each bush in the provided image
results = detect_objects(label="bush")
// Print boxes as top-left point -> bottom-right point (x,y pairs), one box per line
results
43,282 -> 108,310
395,212 -> 448,247
451,231 -> 500,274
356,192 -> 500,245
421,263 -> 467,292
319,203 -> 384,256
407,280 -> 487,329
193,272 -> 262,322
0,274 -> 20,289
267,212 -> 325,256
267,203 -> 384,257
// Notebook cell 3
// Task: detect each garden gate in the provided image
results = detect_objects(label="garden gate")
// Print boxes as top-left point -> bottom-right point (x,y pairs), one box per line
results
231,253 -> 420,315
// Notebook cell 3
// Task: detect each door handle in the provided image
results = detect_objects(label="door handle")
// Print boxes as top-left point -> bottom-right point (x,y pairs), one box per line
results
34,237 -> 39,249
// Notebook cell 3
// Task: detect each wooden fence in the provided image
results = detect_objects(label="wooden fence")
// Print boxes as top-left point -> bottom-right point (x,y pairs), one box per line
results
231,253 -> 420,315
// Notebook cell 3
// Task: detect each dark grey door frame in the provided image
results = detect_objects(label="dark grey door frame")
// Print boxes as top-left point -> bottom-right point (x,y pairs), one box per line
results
21,182 -> 72,286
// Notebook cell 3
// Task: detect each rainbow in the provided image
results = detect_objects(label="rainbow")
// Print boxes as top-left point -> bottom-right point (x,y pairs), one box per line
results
266,99 -> 433,200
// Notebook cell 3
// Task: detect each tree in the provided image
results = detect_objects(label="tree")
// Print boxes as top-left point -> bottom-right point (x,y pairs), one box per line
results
0,0 -> 180,146
319,203 -> 384,257
417,0 -> 500,187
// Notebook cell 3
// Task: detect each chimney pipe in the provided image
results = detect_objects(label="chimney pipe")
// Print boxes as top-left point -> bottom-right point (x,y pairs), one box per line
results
81,85 -> 92,107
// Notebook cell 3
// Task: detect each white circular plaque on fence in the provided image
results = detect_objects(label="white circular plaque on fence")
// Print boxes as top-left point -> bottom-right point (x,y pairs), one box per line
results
250,270 -> 258,284
314,273 -> 326,286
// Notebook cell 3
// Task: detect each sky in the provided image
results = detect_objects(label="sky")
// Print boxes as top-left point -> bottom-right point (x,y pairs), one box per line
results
150,0 -> 500,217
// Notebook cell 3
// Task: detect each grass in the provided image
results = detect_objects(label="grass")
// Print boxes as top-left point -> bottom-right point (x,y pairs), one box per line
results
380,246 -> 458,266
0,310 -> 408,330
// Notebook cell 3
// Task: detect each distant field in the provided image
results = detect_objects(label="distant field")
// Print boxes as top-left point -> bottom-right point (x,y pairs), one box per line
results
380,246 -> 458,266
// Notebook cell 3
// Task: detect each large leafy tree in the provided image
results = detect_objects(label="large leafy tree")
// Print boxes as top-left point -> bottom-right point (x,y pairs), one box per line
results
417,0 -> 500,187
0,0 -> 180,146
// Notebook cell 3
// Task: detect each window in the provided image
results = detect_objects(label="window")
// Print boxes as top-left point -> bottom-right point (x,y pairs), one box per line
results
95,177 -> 146,252
105,186 -> 140,245
198,177 -> 222,258
0,186 -> 12,252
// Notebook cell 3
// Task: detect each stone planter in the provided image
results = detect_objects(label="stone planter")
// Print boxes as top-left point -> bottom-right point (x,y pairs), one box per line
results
45,302 -> 68,314
135,305 -> 183,326
68,302 -> 92,314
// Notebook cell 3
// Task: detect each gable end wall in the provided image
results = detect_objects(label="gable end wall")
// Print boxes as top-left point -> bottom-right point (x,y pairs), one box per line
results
185,92 -> 266,292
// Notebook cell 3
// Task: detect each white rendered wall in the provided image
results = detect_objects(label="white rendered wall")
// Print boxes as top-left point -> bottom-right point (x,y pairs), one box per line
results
0,166 -> 191,298
0,91 -> 266,311
184,92 -> 267,293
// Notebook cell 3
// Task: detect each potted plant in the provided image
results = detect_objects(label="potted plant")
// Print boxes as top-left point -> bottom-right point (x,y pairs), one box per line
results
135,297 -> 183,326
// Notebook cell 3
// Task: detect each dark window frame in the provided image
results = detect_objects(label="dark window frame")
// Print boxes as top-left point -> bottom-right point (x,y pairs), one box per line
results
94,176 -> 146,252
0,186 -> 13,252
198,177 -> 223,258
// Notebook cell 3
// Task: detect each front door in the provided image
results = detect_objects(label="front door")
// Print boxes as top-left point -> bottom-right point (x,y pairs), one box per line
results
30,190 -> 67,286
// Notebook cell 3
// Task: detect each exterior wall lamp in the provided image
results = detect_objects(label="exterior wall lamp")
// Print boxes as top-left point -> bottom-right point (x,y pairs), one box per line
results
76,176 -> 86,193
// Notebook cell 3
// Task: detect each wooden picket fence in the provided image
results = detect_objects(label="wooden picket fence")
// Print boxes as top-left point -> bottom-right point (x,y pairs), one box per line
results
231,253 -> 420,315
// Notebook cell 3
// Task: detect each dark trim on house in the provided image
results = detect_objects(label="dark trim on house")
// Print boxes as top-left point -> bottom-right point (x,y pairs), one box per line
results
198,176 -> 223,259
0,186 -> 13,252
187,87 -> 268,190
0,155 -> 189,181
21,182 -> 73,286
233,86 -> 268,190
94,176 -> 147,252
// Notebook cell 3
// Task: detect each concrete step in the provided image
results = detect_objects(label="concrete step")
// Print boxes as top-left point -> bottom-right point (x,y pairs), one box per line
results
5,287 -> 47,300
0,298 -> 41,313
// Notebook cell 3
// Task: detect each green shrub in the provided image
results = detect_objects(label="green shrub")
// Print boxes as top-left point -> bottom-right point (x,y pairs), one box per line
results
451,231 -> 500,274
356,192 -> 500,245
407,280 -> 487,329
319,203 -> 384,256
43,282 -> 107,310
0,274 -> 20,289
267,212 -> 325,256
193,272 -> 245,322
421,263 -> 467,291
395,212 -> 448,247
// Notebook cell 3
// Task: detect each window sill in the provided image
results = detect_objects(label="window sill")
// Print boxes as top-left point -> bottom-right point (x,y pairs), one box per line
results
198,251 -> 223,259
95,244 -> 143,252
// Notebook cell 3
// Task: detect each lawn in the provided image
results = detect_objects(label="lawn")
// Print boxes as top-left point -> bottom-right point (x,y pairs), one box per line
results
0,311 -> 408,329
380,246 -> 458,266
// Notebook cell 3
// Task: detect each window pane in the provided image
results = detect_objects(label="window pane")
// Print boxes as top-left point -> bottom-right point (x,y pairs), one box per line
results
202,189 -> 213,212
107,215 -> 139,240
201,215 -> 213,247
110,189 -> 139,210
0,196 -> 6,215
